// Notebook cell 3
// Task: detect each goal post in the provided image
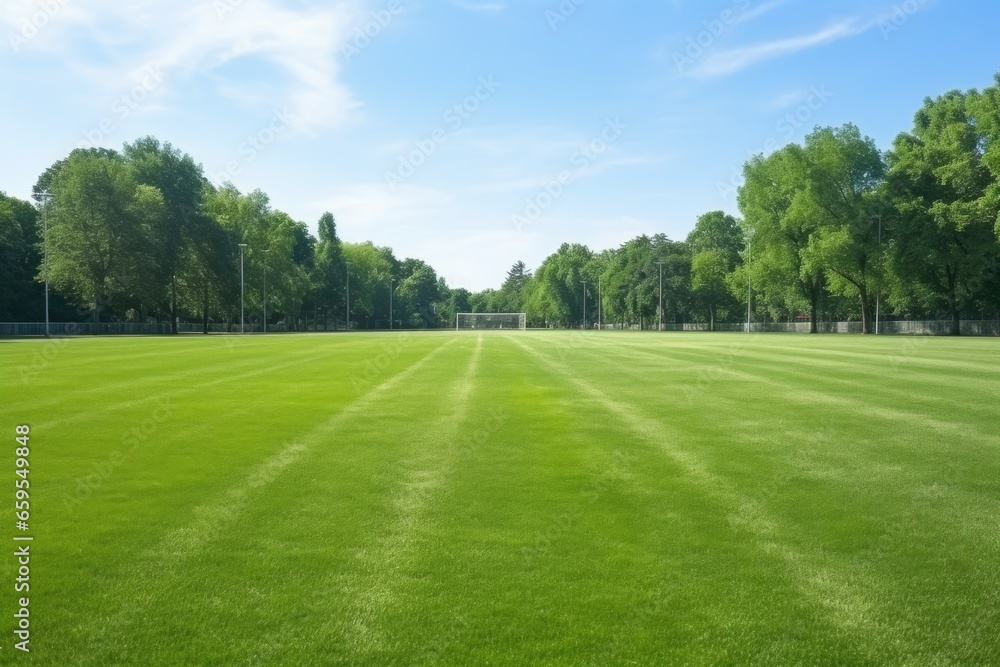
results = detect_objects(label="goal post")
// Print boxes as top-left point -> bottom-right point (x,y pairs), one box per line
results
456,313 -> 526,330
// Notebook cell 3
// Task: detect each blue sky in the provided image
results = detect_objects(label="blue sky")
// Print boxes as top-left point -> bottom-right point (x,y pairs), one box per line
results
2,0 -> 997,291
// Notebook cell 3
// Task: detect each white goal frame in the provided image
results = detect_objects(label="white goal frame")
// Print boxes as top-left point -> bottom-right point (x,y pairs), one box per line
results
456,313 -> 526,331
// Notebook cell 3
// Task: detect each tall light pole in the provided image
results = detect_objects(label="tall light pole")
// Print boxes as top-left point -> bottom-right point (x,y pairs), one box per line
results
263,249 -> 269,334
345,262 -> 351,331
581,280 -> 587,330
875,215 -> 882,336
38,191 -> 53,337
239,243 -> 247,334
389,278 -> 393,330
746,229 -> 753,334
656,261 -> 665,332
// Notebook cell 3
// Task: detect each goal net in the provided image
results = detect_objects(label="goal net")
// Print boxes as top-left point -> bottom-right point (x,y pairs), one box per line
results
456,313 -> 526,330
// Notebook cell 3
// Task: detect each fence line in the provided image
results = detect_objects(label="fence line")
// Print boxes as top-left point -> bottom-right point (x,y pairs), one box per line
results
596,320 -> 1000,336
1,320 -> 998,337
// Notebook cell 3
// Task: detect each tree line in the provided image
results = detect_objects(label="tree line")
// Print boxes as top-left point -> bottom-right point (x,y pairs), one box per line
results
1,74 -> 998,333
476,74 -> 1000,334
1,137 -> 463,331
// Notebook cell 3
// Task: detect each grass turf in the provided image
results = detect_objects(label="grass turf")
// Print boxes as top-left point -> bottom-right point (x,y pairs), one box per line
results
0,331 -> 998,665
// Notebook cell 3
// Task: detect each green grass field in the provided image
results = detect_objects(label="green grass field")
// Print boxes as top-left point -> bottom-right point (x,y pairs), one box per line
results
1,331 -> 998,665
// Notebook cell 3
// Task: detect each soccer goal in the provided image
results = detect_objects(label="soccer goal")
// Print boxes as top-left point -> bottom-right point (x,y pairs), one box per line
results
456,313 -> 526,330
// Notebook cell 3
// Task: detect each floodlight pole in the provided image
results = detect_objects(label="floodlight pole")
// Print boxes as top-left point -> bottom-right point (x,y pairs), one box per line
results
389,278 -> 393,330
875,215 -> 881,336
746,230 -> 753,334
581,281 -> 587,330
345,262 -> 350,331
263,249 -> 269,334
239,243 -> 247,334
598,277 -> 602,331
656,261 -> 664,332
39,191 -> 53,337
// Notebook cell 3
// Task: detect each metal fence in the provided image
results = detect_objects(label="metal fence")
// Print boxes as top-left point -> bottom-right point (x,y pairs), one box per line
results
2,320 -> 999,337
594,320 -> 1000,335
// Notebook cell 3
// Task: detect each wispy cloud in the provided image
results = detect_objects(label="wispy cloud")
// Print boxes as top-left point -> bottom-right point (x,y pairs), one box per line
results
1,0 -> 361,131
691,18 -> 866,78
732,0 -> 787,26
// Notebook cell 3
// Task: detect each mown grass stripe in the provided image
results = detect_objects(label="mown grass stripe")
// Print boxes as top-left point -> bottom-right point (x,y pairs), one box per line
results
77,336 -> 458,650
507,333 -> 919,663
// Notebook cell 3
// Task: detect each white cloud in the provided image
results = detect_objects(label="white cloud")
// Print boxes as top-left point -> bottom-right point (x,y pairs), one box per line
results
686,1 -> 937,80
732,0 -> 786,26
692,19 -> 865,78
1,0 -> 361,131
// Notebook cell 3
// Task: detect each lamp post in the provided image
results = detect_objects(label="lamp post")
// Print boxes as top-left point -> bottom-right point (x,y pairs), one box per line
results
581,280 -> 587,330
239,243 -> 247,334
875,215 -> 882,335
746,230 -> 753,334
262,249 -> 269,334
345,262 -> 351,331
389,278 -> 393,330
656,261 -> 665,332
38,191 -> 53,337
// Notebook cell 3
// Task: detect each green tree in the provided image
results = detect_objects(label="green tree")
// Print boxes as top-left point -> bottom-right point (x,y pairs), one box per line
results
204,185 -> 309,330
687,211 -> 742,329
123,137 -> 209,332
312,212 -> 346,328
46,150 -> 165,322
498,260 -> 532,312
0,193 -> 42,321
738,145 -> 828,331
342,241 -> 393,328
799,124 -> 886,334
886,89 -> 1000,334
397,260 -> 441,327
525,243 -> 593,327
177,213 -> 239,333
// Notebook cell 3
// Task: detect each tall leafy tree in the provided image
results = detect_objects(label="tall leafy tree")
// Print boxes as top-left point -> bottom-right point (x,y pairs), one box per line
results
687,211 -> 742,329
342,241 -> 393,327
46,150 -> 165,322
397,260 -> 441,327
123,137 -> 208,332
738,145 -> 828,331
0,193 -> 42,321
312,212 -> 346,327
177,212 -> 239,333
886,90 -> 1000,333
525,243 -> 593,327
498,260 -> 532,312
204,185 -> 308,329
799,124 -> 886,334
